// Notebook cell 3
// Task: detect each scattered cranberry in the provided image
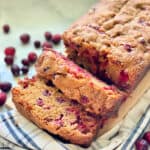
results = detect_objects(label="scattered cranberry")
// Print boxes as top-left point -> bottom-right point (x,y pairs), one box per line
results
4,47 -> 16,56
44,32 -> 52,41
119,70 -> 129,83
34,40 -> 41,48
28,52 -> 37,63
20,33 -> 30,44
42,42 -> 53,49
21,58 -> 30,66
3,24 -> 10,34
143,131 -> 150,144
52,34 -> 61,44
21,66 -> 29,74
0,92 -> 7,106
135,139 -> 148,150
4,56 -> 14,65
11,64 -> 20,76
0,82 -> 12,92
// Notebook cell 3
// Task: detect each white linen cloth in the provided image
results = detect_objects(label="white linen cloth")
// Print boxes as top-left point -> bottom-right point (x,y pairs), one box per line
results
0,89 -> 149,150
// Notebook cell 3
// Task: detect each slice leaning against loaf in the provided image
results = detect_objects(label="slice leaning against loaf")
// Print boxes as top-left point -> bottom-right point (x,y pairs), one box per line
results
12,76 -> 100,146
36,49 -> 126,116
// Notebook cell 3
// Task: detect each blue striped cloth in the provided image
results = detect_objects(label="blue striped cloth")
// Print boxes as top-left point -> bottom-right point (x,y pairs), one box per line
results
0,92 -> 149,150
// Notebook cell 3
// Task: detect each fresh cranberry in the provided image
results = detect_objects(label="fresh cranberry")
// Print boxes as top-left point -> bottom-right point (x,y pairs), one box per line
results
4,47 -> 16,56
28,52 -> 37,63
3,24 -> 10,33
124,44 -> 132,52
119,70 -> 129,83
0,82 -> 12,92
52,34 -> 61,44
143,131 -> 150,144
20,33 -> 30,44
44,32 -> 52,41
0,92 -> 7,106
135,139 -> 148,150
11,64 -> 20,76
21,58 -> 30,66
4,56 -> 14,65
42,42 -> 53,49
34,40 -> 41,48
21,66 -> 29,74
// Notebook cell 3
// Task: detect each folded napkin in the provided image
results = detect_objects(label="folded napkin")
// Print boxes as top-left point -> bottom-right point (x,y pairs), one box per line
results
0,89 -> 149,150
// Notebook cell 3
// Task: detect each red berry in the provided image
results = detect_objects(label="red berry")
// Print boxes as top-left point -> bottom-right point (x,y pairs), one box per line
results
143,131 -> 150,144
11,64 -> 20,76
0,92 -> 7,106
135,139 -> 148,150
3,24 -> 10,33
139,38 -> 146,45
0,82 -> 12,92
42,42 -> 53,49
52,34 -> 61,44
34,40 -> 41,48
119,70 -> 129,83
28,52 -> 37,63
44,32 -> 52,41
124,44 -> 132,52
4,56 -> 14,65
4,47 -> 16,56
21,58 -> 30,66
20,33 -> 30,44
21,66 -> 29,74
80,95 -> 89,103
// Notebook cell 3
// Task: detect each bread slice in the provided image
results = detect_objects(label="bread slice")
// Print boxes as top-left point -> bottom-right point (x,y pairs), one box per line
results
36,49 -> 126,116
12,76 -> 100,146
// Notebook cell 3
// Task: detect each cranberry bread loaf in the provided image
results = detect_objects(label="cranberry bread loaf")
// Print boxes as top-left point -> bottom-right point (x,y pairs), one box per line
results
12,76 -> 100,146
63,0 -> 150,91
36,49 -> 126,116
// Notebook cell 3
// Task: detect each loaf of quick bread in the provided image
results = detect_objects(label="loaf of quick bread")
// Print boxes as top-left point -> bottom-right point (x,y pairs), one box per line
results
63,0 -> 150,91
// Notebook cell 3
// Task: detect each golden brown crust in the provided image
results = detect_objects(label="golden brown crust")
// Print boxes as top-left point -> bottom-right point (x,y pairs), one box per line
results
12,77 -> 99,146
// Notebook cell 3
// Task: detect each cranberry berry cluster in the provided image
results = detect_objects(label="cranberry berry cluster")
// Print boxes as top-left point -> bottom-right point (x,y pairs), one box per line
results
1,24 -> 61,106
135,131 -> 150,150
